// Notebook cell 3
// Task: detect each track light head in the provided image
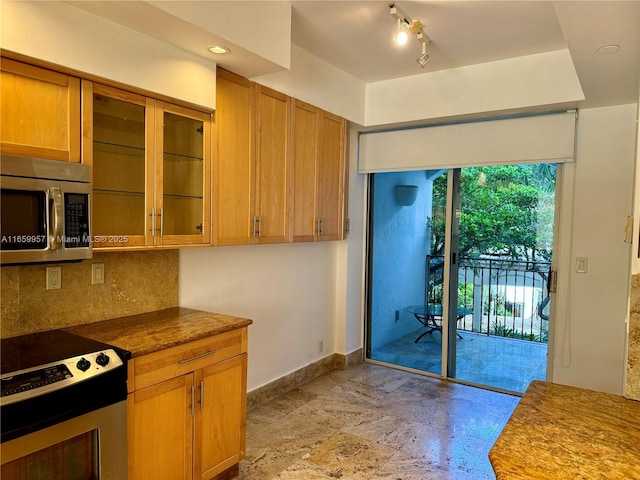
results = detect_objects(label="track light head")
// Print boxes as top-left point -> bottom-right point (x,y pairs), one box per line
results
417,39 -> 430,67
394,18 -> 408,45
417,52 -> 430,67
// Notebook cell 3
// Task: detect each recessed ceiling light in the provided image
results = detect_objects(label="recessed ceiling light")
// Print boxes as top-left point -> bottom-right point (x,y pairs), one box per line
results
208,45 -> 230,55
597,44 -> 620,55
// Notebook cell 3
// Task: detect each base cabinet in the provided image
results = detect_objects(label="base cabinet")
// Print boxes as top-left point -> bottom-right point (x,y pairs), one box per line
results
128,329 -> 248,480
196,355 -> 246,479
129,374 -> 193,479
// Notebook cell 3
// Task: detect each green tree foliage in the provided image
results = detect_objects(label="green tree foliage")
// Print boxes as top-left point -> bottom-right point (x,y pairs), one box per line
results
430,165 -> 555,261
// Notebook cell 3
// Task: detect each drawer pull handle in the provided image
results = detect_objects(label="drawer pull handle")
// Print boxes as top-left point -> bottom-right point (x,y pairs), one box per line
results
179,349 -> 217,364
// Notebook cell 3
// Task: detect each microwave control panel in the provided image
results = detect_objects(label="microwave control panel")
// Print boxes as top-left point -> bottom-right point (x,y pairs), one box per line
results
64,193 -> 90,248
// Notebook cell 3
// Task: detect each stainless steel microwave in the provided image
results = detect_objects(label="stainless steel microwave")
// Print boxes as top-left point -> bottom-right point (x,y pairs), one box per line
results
0,155 -> 92,265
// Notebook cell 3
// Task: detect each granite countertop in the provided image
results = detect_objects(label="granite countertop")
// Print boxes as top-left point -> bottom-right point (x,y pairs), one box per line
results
489,380 -> 640,479
63,307 -> 253,357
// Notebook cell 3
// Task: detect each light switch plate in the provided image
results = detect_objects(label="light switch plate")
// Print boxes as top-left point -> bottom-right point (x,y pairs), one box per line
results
576,257 -> 588,273
91,263 -> 105,285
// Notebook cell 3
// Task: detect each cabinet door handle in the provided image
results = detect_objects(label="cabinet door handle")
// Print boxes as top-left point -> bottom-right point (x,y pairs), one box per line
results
150,208 -> 156,237
190,384 -> 195,414
159,208 -> 164,237
179,349 -> 217,365
319,218 -> 324,236
252,216 -> 257,238
199,380 -> 204,410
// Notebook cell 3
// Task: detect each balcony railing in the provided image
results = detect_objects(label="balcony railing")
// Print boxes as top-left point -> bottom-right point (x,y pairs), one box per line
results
427,255 -> 551,343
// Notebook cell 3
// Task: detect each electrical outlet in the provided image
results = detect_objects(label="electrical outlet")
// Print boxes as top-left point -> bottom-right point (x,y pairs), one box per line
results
46,266 -> 61,290
92,263 -> 105,285
318,340 -> 324,353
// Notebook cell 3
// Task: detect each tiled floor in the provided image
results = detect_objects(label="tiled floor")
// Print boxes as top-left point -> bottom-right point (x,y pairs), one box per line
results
238,363 -> 520,479
370,329 -> 547,393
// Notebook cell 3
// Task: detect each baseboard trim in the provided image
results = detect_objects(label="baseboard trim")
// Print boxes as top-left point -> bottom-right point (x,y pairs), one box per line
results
247,348 -> 363,409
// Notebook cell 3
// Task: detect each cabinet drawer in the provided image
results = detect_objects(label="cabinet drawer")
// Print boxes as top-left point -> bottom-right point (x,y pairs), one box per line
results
132,328 -> 246,390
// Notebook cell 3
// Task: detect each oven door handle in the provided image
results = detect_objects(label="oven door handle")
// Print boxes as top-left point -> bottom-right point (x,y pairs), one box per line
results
178,349 -> 217,365
49,187 -> 63,251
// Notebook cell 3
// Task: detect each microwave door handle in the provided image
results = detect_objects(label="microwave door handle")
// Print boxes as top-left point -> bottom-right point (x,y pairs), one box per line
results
49,187 -> 63,251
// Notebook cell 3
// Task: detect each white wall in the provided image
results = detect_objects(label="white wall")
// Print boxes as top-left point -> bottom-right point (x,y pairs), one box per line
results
251,44 -> 366,125
365,49 -> 584,126
632,82 -> 640,276
1,1 -> 217,109
179,242 -> 341,391
334,129 -> 366,356
552,104 -> 637,394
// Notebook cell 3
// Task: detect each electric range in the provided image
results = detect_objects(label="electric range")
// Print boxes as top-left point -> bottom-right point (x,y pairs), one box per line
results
1,329 -> 130,443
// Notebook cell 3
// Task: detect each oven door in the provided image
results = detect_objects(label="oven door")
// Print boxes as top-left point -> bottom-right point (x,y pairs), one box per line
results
0,175 -> 62,264
0,401 -> 127,480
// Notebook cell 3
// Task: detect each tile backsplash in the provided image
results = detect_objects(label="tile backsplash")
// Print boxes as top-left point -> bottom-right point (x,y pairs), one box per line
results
1,250 -> 178,338
628,274 -> 640,400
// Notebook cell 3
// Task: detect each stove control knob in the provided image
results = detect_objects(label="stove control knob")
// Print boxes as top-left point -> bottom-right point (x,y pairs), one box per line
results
77,358 -> 91,372
96,352 -> 110,367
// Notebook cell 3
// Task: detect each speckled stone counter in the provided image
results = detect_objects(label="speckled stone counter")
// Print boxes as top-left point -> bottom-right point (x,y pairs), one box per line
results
64,307 -> 252,357
489,380 -> 640,479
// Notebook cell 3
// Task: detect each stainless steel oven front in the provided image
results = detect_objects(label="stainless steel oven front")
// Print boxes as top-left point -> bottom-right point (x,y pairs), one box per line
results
1,401 -> 127,479
0,330 -> 130,479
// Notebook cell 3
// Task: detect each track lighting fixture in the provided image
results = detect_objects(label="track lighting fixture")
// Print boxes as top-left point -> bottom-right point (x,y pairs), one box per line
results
389,3 -> 431,68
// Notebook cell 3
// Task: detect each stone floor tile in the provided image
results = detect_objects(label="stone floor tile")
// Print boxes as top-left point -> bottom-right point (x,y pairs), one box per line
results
238,363 -> 519,480
306,431 -> 397,480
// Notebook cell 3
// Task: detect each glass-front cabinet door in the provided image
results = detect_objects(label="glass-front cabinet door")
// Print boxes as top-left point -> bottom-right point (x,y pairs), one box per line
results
87,83 -> 154,248
156,103 -> 210,245
84,83 -> 211,249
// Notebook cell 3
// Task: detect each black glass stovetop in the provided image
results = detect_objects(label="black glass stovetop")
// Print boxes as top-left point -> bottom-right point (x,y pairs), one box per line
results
1,329 -> 129,374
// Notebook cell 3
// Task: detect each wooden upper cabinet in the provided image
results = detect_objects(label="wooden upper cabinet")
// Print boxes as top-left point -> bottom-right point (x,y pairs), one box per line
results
214,69 -> 348,246
317,111 -> 348,241
291,100 -> 320,242
292,100 -> 347,242
253,84 -> 291,244
157,102 -> 212,246
213,69 -> 254,246
85,82 -> 153,248
84,81 -> 211,250
1,58 -> 80,162
214,70 -> 291,245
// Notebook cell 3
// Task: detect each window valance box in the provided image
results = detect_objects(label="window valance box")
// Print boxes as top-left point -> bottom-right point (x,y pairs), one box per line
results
358,111 -> 576,173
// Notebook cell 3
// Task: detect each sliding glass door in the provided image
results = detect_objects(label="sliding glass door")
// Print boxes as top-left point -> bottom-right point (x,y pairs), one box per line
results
367,170 -> 445,376
367,164 -> 556,393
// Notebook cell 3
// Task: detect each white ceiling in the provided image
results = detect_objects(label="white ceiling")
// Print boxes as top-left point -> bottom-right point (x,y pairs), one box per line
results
290,1 -> 639,108
74,1 -> 640,110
